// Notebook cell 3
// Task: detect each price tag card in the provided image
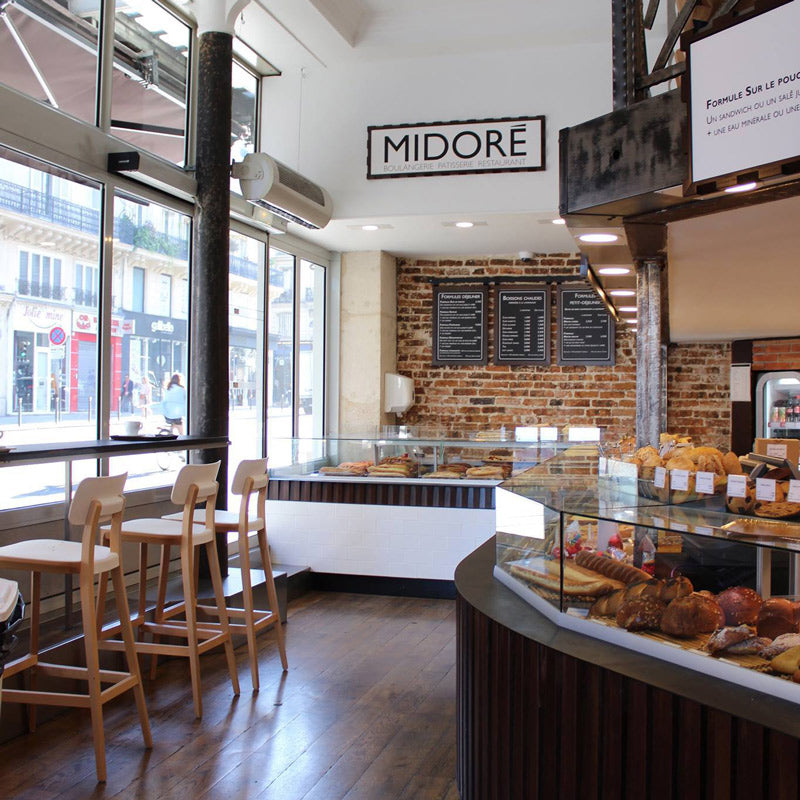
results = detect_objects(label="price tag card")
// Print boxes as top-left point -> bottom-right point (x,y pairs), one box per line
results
696,526 -> 713,535
789,480 -> 800,503
672,522 -> 689,532
670,469 -> 690,491
756,478 -> 777,502
766,443 -> 788,459
695,471 -> 716,495
727,474 -> 747,498
654,467 -> 666,488
598,457 -> 607,474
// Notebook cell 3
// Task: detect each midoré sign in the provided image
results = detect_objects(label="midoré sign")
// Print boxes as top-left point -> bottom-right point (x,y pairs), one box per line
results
367,116 -> 545,179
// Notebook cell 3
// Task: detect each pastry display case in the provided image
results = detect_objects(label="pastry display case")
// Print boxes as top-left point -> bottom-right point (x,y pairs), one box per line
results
268,425 -> 604,483
494,451 -> 800,701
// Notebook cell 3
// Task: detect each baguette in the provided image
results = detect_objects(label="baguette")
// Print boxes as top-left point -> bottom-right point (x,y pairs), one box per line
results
509,559 -> 624,597
574,550 -> 651,585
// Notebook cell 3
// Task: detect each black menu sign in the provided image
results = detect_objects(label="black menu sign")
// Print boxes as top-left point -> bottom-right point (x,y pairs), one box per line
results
494,286 -> 550,365
557,286 -> 615,366
432,285 -> 488,365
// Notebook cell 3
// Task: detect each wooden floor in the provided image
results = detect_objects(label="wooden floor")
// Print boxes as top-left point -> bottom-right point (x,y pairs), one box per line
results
0,592 -> 459,800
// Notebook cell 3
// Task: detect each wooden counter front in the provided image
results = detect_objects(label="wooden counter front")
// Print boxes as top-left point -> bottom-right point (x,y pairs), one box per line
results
455,538 -> 800,800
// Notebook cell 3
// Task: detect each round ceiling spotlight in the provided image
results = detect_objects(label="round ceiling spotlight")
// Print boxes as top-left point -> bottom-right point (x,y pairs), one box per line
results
578,233 -> 619,243
610,289 -> 635,297
361,224 -> 379,231
618,306 -> 637,313
598,267 -> 630,276
455,221 -> 474,228
551,218 -> 566,225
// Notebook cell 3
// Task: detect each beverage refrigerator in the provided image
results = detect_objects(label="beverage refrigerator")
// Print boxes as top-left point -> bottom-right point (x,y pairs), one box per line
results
755,371 -> 800,440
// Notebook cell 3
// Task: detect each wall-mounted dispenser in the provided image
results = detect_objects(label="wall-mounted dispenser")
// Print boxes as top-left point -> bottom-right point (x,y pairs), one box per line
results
384,373 -> 414,414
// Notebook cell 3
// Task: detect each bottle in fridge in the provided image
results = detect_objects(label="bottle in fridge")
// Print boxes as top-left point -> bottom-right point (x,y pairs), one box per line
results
756,371 -> 800,440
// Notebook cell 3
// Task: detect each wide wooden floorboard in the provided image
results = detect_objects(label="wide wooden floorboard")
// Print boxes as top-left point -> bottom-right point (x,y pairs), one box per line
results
0,592 -> 459,800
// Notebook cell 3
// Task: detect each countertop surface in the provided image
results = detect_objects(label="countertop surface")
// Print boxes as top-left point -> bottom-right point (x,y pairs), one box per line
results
456,537 -> 800,739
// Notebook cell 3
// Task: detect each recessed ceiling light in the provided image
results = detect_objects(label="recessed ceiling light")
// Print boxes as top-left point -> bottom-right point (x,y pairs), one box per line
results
618,306 -> 637,313
551,218 -> 566,225
361,224 -> 379,231
724,182 -> 757,193
630,328 -> 638,333
598,267 -> 630,276
578,233 -> 618,243
610,289 -> 635,297
627,319 -> 638,325
455,221 -> 474,228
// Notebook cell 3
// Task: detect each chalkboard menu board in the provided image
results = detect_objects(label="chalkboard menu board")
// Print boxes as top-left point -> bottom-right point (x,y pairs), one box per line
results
432,285 -> 488,365
557,286 -> 615,366
494,285 -> 550,365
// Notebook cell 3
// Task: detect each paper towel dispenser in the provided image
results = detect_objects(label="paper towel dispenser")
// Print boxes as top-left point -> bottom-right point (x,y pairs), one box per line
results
384,373 -> 414,414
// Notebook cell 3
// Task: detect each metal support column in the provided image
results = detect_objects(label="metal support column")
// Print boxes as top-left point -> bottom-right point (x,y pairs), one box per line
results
636,256 -> 667,448
612,0 -> 649,109
192,30 -> 233,575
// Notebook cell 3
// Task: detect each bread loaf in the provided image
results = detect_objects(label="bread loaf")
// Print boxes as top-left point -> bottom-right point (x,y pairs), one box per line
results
616,598 -> 666,631
574,551 -> 651,585
716,586 -> 763,626
756,598 -> 800,639
660,593 -> 725,638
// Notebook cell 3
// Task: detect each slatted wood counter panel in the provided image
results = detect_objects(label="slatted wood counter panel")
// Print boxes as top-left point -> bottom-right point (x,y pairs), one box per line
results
268,477 -> 495,509
456,540 -> 800,800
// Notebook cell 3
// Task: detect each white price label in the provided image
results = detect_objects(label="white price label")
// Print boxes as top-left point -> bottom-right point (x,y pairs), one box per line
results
727,474 -> 747,498
756,478 -> 777,502
789,480 -> 800,503
672,522 -> 689,532
696,526 -> 713,535
695,471 -> 716,495
598,457 -> 607,474
654,467 -> 666,488
670,469 -> 690,492
766,443 -> 788,459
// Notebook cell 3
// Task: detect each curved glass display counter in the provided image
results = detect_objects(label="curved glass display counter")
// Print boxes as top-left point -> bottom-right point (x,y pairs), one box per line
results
494,453 -> 800,704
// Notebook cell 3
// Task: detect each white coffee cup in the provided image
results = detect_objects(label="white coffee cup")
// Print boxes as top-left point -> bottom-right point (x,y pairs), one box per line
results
124,420 -> 143,436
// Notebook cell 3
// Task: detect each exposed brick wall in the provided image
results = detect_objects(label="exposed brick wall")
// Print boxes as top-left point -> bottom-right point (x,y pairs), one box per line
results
752,338 -> 800,371
396,256 -> 731,448
667,342 -> 731,448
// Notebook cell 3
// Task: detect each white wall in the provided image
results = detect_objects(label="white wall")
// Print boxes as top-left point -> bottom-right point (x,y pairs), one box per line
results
259,41 -> 613,221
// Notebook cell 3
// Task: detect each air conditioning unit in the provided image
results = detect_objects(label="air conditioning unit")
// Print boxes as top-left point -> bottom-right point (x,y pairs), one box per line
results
231,153 -> 333,230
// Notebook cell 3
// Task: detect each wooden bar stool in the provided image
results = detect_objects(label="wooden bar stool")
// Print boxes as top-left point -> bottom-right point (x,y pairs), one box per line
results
102,462 -> 240,718
0,474 -> 152,783
165,458 -> 287,689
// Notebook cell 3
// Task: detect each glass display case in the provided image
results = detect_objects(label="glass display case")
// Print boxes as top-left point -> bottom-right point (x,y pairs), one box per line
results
268,425 -> 604,483
495,452 -> 800,701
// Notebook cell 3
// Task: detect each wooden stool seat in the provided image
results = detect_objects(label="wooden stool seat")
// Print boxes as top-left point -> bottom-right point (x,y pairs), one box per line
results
0,474 -> 151,783
118,518 -> 214,545
0,540 -> 119,573
167,458 -> 287,690
163,509 -> 264,532
101,462 -> 240,719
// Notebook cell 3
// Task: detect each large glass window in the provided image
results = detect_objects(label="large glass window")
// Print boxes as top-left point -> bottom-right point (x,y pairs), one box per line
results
267,248 -> 326,463
0,148 -> 102,508
229,230 -> 266,481
109,191 -> 190,490
298,260 -> 326,437
0,1 -> 101,124
268,249 -> 295,457
111,0 -> 190,166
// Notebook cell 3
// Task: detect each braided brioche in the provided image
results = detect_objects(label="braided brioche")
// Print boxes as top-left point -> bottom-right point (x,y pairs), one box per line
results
575,551 -> 651,585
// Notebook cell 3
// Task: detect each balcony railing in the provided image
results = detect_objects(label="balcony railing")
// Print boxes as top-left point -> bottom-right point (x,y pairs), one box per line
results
0,179 -> 100,235
18,280 -> 66,301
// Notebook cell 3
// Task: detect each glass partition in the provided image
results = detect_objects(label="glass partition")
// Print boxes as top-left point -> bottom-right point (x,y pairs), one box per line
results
298,260 -> 325,438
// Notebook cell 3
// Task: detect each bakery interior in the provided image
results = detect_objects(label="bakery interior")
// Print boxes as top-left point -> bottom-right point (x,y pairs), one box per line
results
1,0 -> 800,797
